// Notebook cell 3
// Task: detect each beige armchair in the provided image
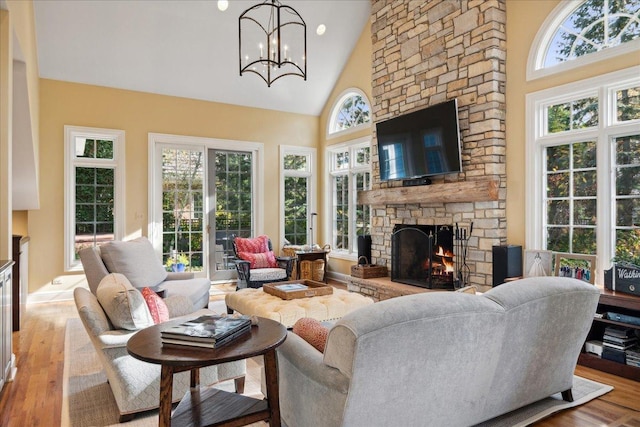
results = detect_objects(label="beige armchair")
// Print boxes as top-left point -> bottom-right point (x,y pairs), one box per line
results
74,283 -> 246,422
79,236 -> 211,310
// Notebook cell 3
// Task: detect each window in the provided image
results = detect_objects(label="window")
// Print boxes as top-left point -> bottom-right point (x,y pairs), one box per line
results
526,66 -> 640,278
280,146 -> 316,246
327,138 -> 371,258
528,0 -> 640,80
64,126 -> 125,271
328,88 -> 372,137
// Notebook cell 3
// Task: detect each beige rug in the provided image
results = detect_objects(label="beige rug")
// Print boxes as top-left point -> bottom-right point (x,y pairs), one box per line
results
63,316 -> 612,427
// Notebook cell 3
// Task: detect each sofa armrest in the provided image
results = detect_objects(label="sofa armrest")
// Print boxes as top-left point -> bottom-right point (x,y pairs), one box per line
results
234,259 -> 251,282
165,295 -> 197,318
275,256 -> 295,279
277,332 -> 349,393
96,330 -> 137,349
165,271 -> 195,280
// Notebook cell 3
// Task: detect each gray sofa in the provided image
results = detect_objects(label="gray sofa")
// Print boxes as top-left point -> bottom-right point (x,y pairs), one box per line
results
276,277 -> 600,427
79,237 -> 211,310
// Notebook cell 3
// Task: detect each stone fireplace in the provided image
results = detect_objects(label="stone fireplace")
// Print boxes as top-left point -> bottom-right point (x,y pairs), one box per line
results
364,1 -> 508,292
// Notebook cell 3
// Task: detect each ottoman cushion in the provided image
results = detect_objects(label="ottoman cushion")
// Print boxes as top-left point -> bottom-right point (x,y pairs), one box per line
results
225,288 -> 374,328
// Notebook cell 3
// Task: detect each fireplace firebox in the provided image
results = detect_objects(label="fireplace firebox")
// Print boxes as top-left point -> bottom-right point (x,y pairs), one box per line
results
391,224 -> 456,289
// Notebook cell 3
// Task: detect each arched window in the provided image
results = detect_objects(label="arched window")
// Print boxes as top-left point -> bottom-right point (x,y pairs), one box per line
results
328,88 -> 371,136
528,0 -> 640,80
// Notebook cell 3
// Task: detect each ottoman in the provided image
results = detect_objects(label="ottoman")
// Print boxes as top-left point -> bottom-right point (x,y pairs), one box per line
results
225,288 -> 374,328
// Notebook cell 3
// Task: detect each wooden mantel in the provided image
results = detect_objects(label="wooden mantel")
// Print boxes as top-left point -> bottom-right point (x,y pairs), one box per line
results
357,179 -> 499,205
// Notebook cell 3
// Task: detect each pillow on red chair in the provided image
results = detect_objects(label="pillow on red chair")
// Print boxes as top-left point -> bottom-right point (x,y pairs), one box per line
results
293,318 -> 329,353
238,250 -> 277,268
141,287 -> 170,324
235,235 -> 270,254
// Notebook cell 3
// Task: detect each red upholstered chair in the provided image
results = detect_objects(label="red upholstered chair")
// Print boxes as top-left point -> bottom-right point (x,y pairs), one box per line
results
232,235 -> 295,289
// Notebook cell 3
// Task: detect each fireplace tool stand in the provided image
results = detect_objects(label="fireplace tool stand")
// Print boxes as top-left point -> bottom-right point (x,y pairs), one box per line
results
454,222 -> 473,289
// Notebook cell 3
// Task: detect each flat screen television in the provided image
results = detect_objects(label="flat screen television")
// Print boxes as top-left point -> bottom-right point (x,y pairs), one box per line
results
376,99 -> 462,182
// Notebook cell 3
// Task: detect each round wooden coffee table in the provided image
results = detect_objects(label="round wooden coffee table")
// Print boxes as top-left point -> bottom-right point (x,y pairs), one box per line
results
127,317 -> 287,427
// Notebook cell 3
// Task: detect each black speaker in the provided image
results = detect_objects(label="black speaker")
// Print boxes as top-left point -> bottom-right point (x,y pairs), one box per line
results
492,245 -> 522,287
357,235 -> 372,264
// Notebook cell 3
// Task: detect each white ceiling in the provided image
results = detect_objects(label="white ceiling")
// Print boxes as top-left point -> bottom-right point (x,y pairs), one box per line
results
33,0 -> 371,116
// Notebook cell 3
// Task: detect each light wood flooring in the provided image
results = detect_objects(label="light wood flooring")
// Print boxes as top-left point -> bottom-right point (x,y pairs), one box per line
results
0,297 -> 639,426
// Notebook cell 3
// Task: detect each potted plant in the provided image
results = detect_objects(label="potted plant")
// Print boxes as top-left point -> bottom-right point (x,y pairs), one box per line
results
166,253 -> 190,272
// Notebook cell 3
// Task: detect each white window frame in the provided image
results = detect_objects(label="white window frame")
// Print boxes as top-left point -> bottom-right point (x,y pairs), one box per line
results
525,66 -> 640,283
64,125 -> 126,271
327,88 -> 372,139
325,136 -> 372,261
279,145 -> 317,246
527,0 -> 640,81
148,133 -> 265,269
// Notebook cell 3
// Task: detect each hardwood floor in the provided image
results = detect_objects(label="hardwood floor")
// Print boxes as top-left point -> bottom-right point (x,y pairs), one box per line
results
0,298 -> 638,426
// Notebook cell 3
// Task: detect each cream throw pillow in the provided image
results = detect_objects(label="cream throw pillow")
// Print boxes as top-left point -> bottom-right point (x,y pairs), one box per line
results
96,273 -> 154,330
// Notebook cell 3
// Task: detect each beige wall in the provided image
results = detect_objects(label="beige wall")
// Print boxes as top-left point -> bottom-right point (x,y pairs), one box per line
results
318,22 -> 373,276
31,79 -> 318,292
12,211 -> 27,236
505,0 -> 640,247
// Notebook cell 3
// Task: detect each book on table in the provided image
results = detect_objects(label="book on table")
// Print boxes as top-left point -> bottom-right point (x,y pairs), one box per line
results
161,315 -> 251,348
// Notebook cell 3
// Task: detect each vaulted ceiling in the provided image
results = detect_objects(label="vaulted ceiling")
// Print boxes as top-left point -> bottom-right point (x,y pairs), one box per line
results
33,0 -> 372,116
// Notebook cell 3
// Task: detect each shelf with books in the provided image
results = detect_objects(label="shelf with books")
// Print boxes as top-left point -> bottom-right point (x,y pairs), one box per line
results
579,288 -> 640,381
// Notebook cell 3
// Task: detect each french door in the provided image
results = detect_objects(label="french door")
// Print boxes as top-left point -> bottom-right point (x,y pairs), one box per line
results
149,134 -> 264,281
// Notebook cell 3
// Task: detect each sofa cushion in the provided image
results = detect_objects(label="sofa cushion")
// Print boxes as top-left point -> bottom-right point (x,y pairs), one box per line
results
141,287 -> 170,324
96,273 -> 154,330
238,250 -> 277,268
293,318 -> 329,353
99,237 -> 168,288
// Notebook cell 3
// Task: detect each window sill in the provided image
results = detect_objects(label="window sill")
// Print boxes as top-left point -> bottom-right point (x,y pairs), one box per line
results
329,251 -> 358,262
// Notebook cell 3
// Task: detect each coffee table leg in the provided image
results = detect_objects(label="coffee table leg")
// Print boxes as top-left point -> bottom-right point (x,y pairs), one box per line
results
263,349 -> 281,427
159,365 -> 174,427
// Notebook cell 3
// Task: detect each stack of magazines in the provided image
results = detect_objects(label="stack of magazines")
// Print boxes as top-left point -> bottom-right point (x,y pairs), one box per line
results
601,326 -> 637,364
627,346 -> 640,367
161,315 -> 252,349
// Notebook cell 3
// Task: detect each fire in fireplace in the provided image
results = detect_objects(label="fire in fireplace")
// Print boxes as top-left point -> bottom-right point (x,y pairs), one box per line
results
391,224 -> 456,289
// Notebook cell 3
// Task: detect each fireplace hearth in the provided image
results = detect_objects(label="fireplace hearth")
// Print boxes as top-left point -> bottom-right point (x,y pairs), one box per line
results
391,225 -> 456,289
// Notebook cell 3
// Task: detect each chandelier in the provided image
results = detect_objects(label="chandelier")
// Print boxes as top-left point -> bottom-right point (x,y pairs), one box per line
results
239,0 -> 307,87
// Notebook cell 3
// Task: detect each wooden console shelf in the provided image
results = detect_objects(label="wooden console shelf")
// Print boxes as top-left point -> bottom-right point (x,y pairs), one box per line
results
357,179 -> 499,205
578,288 -> 640,381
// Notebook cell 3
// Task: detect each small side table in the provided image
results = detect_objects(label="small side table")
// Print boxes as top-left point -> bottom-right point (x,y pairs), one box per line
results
127,317 -> 287,427
295,250 -> 329,283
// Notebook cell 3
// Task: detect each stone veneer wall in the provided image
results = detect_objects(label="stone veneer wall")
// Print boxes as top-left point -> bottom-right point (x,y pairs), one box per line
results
370,0 -> 507,290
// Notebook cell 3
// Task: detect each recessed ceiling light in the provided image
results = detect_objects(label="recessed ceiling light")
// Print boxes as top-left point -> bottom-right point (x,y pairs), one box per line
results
218,0 -> 229,12
316,24 -> 326,36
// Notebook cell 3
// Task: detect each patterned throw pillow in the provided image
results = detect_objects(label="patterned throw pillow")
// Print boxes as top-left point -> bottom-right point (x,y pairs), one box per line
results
141,287 -> 170,324
293,318 -> 329,353
238,250 -> 278,268
234,235 -> 270,254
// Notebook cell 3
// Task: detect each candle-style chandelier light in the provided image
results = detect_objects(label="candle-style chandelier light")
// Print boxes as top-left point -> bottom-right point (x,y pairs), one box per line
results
239,0 -> 307,87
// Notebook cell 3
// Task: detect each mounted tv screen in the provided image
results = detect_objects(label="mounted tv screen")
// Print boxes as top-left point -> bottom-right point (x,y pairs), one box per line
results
376,99 -> 462,182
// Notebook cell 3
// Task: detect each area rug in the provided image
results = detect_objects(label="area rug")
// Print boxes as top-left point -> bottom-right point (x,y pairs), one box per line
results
63,317 -> 612,427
